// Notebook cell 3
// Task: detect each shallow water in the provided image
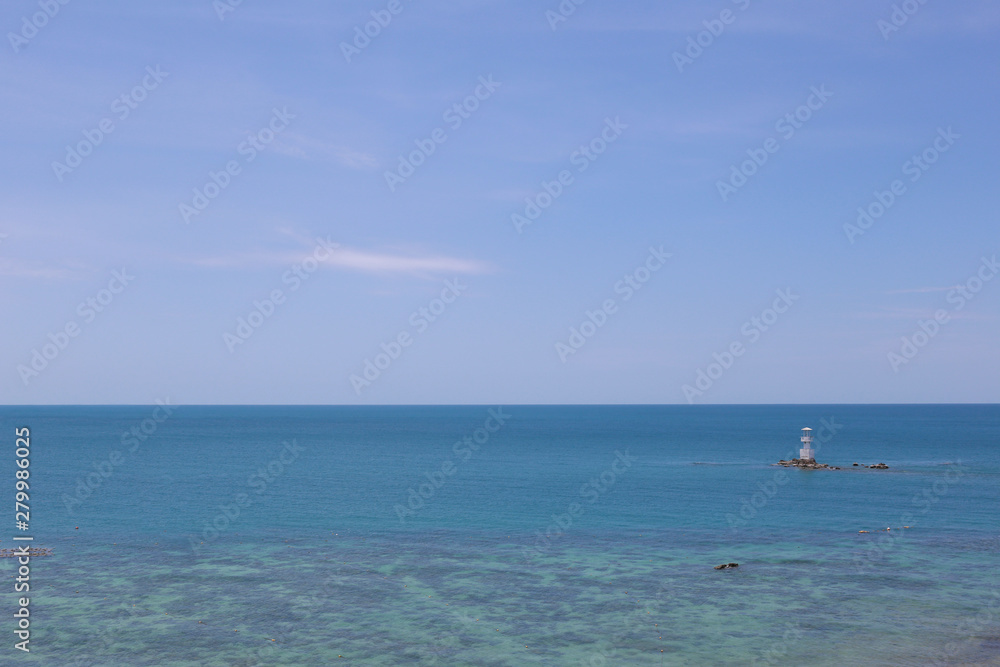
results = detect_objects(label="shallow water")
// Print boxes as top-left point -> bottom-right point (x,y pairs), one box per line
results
2,405 -> 998,665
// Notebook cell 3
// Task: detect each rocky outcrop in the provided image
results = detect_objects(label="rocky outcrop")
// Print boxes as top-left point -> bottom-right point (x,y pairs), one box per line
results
776,459 -> 841,470
775,459 -> 890,470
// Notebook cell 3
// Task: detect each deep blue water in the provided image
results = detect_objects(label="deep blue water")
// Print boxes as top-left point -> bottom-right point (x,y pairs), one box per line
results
1,405 -> 997,665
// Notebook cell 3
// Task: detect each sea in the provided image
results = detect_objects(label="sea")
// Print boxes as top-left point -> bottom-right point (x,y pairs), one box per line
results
0,404 -> 997,666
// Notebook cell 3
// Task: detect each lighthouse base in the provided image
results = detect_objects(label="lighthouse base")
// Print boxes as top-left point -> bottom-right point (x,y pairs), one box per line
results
776,458 -> 841,470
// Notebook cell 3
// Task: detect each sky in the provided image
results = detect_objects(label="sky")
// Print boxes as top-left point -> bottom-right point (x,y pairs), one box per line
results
1,0 -> 998,405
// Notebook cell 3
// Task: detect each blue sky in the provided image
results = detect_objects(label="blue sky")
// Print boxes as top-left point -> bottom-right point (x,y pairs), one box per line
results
1,0 -> 998,404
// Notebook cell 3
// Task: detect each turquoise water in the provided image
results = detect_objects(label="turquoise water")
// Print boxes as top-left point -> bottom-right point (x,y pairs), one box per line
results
1,405 -> 998,665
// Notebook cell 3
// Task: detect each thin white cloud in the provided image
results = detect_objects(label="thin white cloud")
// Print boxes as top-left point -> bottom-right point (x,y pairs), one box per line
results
331,248 -> 488,274
181,245 -> 491,276
271,132 -> 379,170
333,147 -> 380,170
850,307 -> 993,322
884,286 -> 961,295
0,258 -> 81,280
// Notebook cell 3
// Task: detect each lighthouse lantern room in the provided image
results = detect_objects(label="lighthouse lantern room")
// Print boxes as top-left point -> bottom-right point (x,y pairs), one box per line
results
799,428 -> 815,461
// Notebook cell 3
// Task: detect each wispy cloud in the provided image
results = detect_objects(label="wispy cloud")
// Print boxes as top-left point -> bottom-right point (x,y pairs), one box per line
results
0,258 -> 82,280
181,245 -> 491,276
850,307 -> 993,322
884,286 -> 960,295
271,132 -> 379,170
329,248 -> 490,274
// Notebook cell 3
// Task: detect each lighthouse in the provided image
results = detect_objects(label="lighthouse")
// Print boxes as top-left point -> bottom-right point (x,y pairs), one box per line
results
799,427 -> 815,461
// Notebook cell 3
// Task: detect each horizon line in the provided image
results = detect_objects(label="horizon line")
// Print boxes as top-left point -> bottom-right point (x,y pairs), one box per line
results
2,402 -> 998,408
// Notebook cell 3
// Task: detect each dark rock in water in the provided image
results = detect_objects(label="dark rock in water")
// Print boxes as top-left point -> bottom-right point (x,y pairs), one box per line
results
775,458 -> 839,470
714,562 -> 739,570
773,459 -> 883,471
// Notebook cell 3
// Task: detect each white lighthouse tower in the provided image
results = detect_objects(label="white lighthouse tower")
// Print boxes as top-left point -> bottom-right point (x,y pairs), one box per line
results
799,427 -> 815,461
